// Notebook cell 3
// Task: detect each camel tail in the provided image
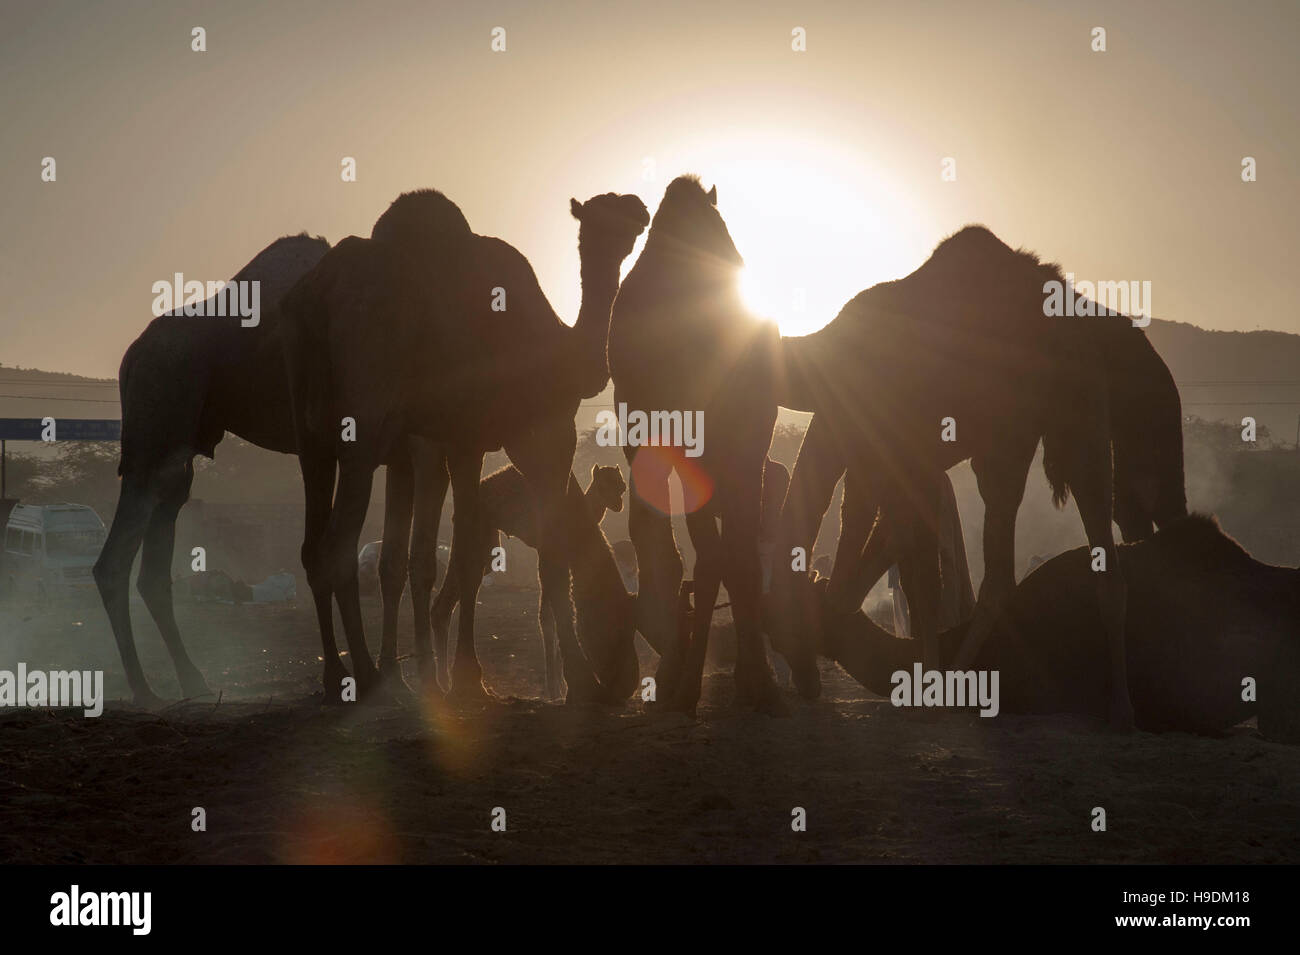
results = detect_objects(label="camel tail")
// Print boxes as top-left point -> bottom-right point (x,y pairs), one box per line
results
113,335 -> 147,477
1040,423 -> 1072,509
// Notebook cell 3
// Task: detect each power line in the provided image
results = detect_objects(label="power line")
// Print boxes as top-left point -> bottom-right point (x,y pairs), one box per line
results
0,394 -> 120,403
0,379 -> 117,387
1178,380 -> 1300,386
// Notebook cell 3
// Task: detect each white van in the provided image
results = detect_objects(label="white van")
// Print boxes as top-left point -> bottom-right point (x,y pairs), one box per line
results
1,503 -> 106,606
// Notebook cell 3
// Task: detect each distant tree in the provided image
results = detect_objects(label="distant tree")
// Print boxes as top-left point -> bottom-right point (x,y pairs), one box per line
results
767,421 -> 808,467
1183,414 -> 1274,453
0,451 -> 43,501
192,436 -> 301,502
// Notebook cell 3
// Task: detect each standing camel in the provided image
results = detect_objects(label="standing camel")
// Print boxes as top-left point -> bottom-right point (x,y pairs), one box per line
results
770,226 -> 1186,728
95,234 -> 323,704
93,233 -> 451,705
608,175 -> 784,715
280,189 -> 648,702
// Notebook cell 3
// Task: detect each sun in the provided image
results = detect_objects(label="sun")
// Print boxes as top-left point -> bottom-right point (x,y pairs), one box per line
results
675,138 -> 934,337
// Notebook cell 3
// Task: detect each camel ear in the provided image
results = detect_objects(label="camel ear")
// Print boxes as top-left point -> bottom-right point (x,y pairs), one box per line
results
570,198 -> 583,220
707,184 -> 718,205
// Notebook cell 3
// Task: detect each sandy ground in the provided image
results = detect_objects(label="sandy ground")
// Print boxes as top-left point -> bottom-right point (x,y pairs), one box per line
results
0,587 -> 1296,864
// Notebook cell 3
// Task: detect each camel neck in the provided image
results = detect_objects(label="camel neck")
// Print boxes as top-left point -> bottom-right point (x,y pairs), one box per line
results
571,252 -> 623,397
577,253 -> 622,306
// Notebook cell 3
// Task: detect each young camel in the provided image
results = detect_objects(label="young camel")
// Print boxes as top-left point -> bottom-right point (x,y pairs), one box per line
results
280,189 -> 648,703
609,175 -> 784,715
770,226 -> 1186,729
431,462 -> 626,698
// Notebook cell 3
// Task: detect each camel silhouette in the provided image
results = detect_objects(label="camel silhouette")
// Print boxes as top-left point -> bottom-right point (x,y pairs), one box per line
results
609,176 -> 784,715
279,189 -> 648,702
770,226 -> 1186,729
93,234 -> 455,705
824,515 -> 1300,740
431,462 -> 627,698
94,234 -> 325,703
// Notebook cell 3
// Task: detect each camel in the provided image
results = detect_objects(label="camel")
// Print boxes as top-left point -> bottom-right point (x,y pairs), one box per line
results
93,233 -> 454,705
608,175 -> 784,714
431,462 -> 627,697
94,234 -> 329,704
563,468 -> 642,705
821,515 -> 1300,741
279,189 -> 648,703
769,226 -> 1186,729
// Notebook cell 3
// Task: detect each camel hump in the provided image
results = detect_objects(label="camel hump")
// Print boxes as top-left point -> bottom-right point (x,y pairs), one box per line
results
371,189 -> 472,248
918,224 -> 1061,286
233,232 -> 331,278
229,232 -> 331,307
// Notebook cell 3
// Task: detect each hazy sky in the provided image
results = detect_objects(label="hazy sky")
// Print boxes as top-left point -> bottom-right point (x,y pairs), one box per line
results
2,0 -> 1297,381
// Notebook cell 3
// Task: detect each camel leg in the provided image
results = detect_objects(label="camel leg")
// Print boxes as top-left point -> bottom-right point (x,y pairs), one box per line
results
298,450 -> 349,700
538,583 -> 563,700
624,445 -> 683,661
93,469 -> 163,705
445,448 -> 493,700
377,449 -> 414,685
825,471 -> 885,616
408,441 -> 448,687
525,518 -> 566,700
952,441 -> 1035,670
1069,437 -> 1135,732
723,464 -> 786,716
670,509 -> 723,714
324,457 -> 382,698
137,457 -> 211,699
894,479 -> 942,672
769,413 -> 844,699
938,475 -> 976,628
429,550 -> 458,693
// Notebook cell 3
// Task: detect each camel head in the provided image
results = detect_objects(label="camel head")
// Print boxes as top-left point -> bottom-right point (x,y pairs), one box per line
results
589,463 -> 627,513
570,193 -> 650,263
646,175 -> 745,275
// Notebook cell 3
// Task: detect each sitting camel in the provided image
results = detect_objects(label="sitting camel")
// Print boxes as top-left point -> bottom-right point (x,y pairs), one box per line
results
94,232 -> 448,704
431,463 -> 626,698
280,188 -> 648,703
821,515 -> 1300,741
770,226 -> 1186,729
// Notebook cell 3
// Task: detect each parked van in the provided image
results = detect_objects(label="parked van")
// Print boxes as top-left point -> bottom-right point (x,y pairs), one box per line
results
1,503 -> 106,606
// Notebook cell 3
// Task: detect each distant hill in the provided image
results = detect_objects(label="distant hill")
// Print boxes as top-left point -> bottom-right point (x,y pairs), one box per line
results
1145,319 -> 1300,446
0,364 -> 119,422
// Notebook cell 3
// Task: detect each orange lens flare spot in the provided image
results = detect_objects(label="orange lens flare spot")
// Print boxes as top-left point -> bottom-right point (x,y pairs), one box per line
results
629,445 -> 714,515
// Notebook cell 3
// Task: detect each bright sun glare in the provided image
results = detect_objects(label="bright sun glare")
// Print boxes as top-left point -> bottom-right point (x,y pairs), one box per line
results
680,139 -> 933,337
